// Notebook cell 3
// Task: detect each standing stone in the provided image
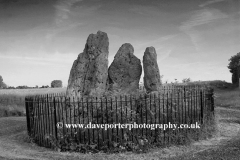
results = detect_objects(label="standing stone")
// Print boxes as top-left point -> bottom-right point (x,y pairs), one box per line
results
66,31 -> 109,97
143,47 -> 161,92
108,43 -> 142,94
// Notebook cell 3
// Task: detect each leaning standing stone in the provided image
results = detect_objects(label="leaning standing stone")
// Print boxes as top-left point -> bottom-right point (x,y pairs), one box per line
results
66,31 -> 109,97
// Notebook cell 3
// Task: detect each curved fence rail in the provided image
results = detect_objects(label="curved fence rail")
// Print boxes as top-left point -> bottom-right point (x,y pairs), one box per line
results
25,86 -> 214,151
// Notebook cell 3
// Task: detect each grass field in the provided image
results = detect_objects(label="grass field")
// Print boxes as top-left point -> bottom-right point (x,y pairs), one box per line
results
214,88 -> 240,110
0,80 -> 233,118
0,80 -> 239,159
0,88 -> 66,117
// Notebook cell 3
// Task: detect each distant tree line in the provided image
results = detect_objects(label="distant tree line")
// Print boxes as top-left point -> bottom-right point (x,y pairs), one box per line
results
228,52 -> 240,86
0,75 -> 63,89
3,85 -> 50,89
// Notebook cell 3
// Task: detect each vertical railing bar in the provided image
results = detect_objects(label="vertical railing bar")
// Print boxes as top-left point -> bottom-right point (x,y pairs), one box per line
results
35,96 -> 40,145
57,96 -> 62,143
25,96 -> 30,135
200,90 -> 203,124
166,92 -> 169,144
174,89 -> 177,138
190,88 -> 193,124
69,97 -> 72,138
150,93 -> 152,138
184,87 -> 187,136
96,97 -> 99,149
115,96 -> 118,143
170,90 -> 173,143
82,97 -> 85,144
61,97 -> 65,141
50,94 -> 54,148
91,97 -> 94,145
43,95 -> 46,147
106,96 -> 109,148
65,97 -> 68,142
130,95 -> 133,142
120,95 -> 123,143
145,94 -> 147,138
140,94 -> 143,137
154,93 -> 157,142
177,89 -> 180,134
158,92 -> 161,144
43,95 -> 48,147
53,97 -> 58,142
125,95 -> 128,143
163,93 -> 165,144
31,96 -> 36,144
49,94 -> 53,148
77,97 -> 81,144
73,96 -> 76,141
39,95 -> 43,146
35,96 -> 39,146
195,88 -> 198,123
110,96 -> 113,144
87,97 -> 90,145
101,97 -> 104,145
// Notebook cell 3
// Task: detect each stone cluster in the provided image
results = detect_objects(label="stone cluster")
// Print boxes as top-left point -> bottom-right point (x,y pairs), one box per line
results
66,31 -> 162,97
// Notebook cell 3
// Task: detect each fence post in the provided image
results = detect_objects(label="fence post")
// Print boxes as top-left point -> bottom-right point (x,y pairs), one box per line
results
53,97 -> 58,141
29,97 -> 34,136
205,88 -> 214,115
200,90 -> 203,123
239,77 -> 240,89
210,88 -> 214,114
25,96 -> 30,135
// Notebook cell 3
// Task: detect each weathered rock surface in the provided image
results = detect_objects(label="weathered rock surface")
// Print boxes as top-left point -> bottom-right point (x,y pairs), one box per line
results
143,47 -> 161,92
66,31 -> 109,97
108,43 -> 142,94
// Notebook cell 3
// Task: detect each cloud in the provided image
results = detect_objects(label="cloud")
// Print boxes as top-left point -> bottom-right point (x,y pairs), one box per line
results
157,49 -> 172,62
52,0 -> 101,36
180,8 -> 228,30
44,22 -> 84,41
0,53 -> 76,86
135,35 -> 177,48
0,52 -> 76,66
169,61 -> 222,69
54,0 -> 83,25
129,5 -> 163,17
161,61 -> 227,82
199,0 -> 226,8
179,8 -> 228,52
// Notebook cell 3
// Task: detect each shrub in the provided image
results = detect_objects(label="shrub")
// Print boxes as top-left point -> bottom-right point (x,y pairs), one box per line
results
51,80 -> 62,88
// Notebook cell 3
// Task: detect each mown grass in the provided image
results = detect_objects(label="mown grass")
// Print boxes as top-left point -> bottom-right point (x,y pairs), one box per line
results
214,87 -> 240,110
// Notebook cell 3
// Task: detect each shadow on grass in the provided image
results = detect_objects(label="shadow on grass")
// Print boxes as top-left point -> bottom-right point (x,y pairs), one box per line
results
219,119 -> 240,124
0,108 -> 25,118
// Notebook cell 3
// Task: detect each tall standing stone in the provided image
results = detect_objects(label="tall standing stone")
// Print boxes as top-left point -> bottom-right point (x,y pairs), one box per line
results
108,43 -> 142,94
66,31 -> 109,97
143,47 -> 161,92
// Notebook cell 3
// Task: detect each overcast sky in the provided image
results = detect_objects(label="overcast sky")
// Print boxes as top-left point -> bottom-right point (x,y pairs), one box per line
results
0,0 -> 239,87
